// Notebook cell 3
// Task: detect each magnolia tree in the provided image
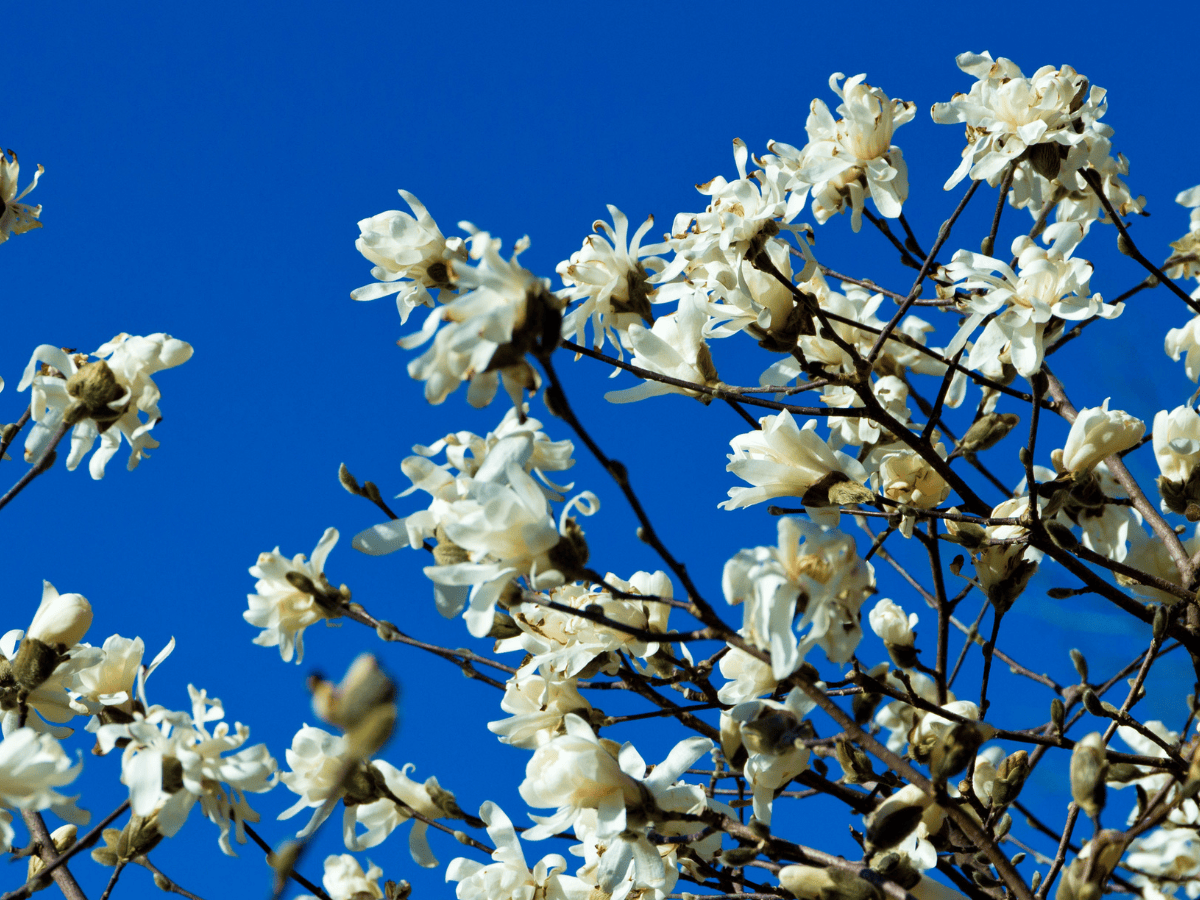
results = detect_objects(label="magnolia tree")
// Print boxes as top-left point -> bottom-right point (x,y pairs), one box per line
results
3,50 -> 1200,900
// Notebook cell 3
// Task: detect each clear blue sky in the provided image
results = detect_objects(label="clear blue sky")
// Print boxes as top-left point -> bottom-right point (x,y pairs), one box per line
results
3,2 -> 1196,898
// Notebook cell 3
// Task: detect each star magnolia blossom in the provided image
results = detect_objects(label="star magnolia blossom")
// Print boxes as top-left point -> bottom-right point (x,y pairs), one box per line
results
0,149 -> 43,243
1166,316 -> 1200,382
278,725 -> 449,865
669,140 -> 802,267
724,688 -> 816,826
314,854 -> 386,900
944,223 -> 1120,378
1053,399 -> 1145,477
722,517 -> 875,681
518,714 -> 711,845
0,629 -> 91,739
868,598 -> 918,649
349,760 -> 447,866
17,334 -> 193,478
603,289 -> 719,404
558,206 -> 671,354
244,527 -> 341,664
487,671 -> 592,749
351,189 -> 468,322
497,570 -> 674,679
789,72 -> 915,231
353,407 -> 578,557
95,686 -> 277,855
720,409 -> 871,513
401,228 -> 556,408
932,53 -> 1109,191
420,462 -> 599,638
447,801 -> 591,900
0,728 -> 88,850
66,634 -> 174,722
1154,406 -> 1200,500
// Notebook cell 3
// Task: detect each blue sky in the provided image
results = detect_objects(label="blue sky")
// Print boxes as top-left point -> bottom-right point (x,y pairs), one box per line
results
3,2 -> 1197,898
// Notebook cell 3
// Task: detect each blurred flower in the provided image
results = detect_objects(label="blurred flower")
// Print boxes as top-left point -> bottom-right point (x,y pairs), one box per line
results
0,728 -> 88,841
315,854 -> 385,900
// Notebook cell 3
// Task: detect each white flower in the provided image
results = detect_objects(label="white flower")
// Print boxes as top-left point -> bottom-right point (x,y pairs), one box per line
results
603,289 -> 719,404
670,140 -> 802,268
874,671 -> 943,754
278,724 -> 448,865
1053,399 -> 1145,477
0,149 -> 43,243
26,581 -> 92,648
423,464 -> 599,638
1167,316 -> 1200,382
95,685 -> 276,855
349,760 -> 447,867
497,571 -> 673,679
0,628 -> 89,738
519,714 -> 710,845
559,206 -> 670,353
448,802 -> 591,900
724,688 -> 816,825
868,598 -> 918,648
17,334 -> 192,478
798,73 -> 915,231
353,406 -> 577,557
401,228 -> 556,408
352,190 -> 467,322
944,223 -> 1120,378
1154,406 -> 1200,488
873,443 -> 951,510
863,783 -> 944,872
488,673 -> 591,749
932,53 -> 1108,192
66,634 -> 174,721
716,647 -> 779,705
277,724 -> 350,838
720,410 -> 871,513
244,527 -> 341,663
722,518 -> 875,680
316,854 -> 385,900
0,728 -> 87,826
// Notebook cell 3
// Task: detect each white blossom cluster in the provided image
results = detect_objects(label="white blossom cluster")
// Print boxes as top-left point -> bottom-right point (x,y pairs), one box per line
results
7,46 -> 1200,900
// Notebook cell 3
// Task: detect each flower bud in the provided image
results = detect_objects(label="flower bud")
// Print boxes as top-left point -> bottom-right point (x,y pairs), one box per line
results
310,653 -> 398,759
955,413 -> 1020,457
27,824 -> 77,892
930,722 -> 983,783
27,581 -> 92,648
990,750 -> 1029,806
1070,732 -> 1107,819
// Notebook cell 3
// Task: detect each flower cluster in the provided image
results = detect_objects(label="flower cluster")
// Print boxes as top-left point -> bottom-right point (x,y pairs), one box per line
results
17,333 -> 193,478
